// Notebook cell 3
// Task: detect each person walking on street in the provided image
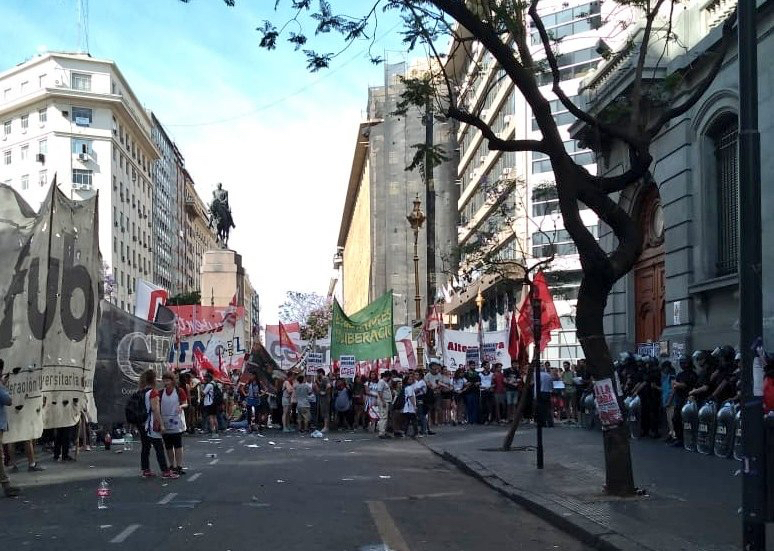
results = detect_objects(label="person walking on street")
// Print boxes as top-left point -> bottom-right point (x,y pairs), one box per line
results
463,361 -> 481,425
562,362 -> 577,422
202,373 -> 218,435
492,363 -> 506,423
282,375 -> 295,432
313,369 -> 331,433
0,359 -> 20,497
294,375 -> 313,433
139,369 -> 178,479
402,372 -> 419,438
479,362 -> 495,424
376,371 -> 393,438
160,372 -> 188,475
538,365 -> 554,427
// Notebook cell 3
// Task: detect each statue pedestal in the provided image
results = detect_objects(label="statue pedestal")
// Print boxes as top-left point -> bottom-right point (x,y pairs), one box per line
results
200,249 -> 245,307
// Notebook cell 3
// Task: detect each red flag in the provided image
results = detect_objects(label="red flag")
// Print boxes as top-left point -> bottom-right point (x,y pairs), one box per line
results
517,271 -> 561,352
193,348 -> 229,383
279,322 -> 301,358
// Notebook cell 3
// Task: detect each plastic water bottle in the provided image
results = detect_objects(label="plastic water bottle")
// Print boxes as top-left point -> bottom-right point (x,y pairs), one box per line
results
96,479 -> 111,509
124,432 -> 133,451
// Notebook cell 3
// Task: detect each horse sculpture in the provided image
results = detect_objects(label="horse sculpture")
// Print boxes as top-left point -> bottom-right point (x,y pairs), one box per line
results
209,183 -> 235,248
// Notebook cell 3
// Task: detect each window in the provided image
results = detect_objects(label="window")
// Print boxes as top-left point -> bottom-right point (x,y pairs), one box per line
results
72,169 -> 93,188
20,81 -> 28,94
535,47 -> 601,85
21,174 -> 29,190
38,170 -> 47,187
532,185 -> 560,216
3,150 -> 9,165
532,226 -> 599,257
20,144 -> 29,161
71,73 -> 91,91
38,74 -> 46,88
3,88 -> 10,100
531,140 -> 594,173
71,107 -> 93,126
711,115 -> 739,275
38,139 -> 47,155
38,108 -> 47,124
21,114 -> 28,130
3,120 -> 10,136
71,138 -> 92,155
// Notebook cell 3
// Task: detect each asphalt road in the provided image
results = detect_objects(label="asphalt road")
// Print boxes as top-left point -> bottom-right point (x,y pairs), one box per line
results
0,429 -> 591,551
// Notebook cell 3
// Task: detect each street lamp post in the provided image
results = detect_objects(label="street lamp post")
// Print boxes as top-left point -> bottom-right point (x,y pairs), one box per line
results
407,195 -> 426,367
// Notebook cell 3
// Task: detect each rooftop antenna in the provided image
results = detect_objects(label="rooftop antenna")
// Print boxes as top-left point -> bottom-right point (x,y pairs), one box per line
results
76,0 -> 90,54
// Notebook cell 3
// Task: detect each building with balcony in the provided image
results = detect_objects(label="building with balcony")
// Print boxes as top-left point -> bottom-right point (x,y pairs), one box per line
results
150,112 -> 185,295
0,52 -> 158,312
445,1 -> 627,365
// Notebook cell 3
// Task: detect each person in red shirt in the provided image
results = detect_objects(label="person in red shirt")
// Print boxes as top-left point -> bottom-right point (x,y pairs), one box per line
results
492,364 -> 507,424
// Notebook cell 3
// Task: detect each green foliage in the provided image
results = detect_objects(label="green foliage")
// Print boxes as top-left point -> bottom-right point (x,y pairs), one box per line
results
405,143 -> 449,173
167,291 -> 201,306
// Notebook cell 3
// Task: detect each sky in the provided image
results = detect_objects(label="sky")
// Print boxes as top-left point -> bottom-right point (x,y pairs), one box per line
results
0,0 -> 412,325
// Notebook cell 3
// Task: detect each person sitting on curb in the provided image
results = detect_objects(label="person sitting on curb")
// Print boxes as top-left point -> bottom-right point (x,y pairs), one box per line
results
0,359 -> 21,497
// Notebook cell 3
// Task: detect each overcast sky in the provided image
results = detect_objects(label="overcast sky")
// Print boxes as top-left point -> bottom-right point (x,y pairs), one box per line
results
0,0 -> 410,324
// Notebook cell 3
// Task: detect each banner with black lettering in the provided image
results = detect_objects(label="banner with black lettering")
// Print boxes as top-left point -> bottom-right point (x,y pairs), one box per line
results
93,301 -> 175,427
0,184 -> 100,442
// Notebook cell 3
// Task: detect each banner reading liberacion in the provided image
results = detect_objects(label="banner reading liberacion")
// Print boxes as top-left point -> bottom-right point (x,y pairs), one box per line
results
331,291 -> 396,361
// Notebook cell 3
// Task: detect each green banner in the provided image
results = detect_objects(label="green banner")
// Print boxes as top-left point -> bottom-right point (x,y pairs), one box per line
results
331,291 -> 396,361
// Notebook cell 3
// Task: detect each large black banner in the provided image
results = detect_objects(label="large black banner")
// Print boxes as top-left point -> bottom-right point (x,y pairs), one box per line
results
93,301 -> 175,427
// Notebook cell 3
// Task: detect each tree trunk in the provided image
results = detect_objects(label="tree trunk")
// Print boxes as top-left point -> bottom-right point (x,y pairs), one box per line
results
576,275 -> 636,496
502,367 -> 534,450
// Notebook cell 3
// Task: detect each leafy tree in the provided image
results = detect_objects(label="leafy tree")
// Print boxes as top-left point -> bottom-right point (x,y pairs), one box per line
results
279,291 -> 332,340
202,0 -> 737,496
167,291 -> 201,306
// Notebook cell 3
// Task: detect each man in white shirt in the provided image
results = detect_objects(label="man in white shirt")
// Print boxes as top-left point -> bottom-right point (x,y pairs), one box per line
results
402,372 -> 419,437
479,362 -> 495,424
375,371 -> 393,438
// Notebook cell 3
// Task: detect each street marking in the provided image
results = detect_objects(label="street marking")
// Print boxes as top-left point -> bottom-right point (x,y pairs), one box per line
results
367,500 -> 411,551
158,492 -> 177,505
209,458 -> 220,465
110,524 -> 140,544
382,491 -> 464,502
226,448 -> 234,454
188,472 -> 202,483
238,439 -> 246,444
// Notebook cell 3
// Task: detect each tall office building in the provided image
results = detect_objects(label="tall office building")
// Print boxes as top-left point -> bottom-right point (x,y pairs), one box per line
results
0,52 -> 158,312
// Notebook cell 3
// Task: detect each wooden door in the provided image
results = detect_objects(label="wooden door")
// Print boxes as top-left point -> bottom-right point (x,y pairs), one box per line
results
635,261 -> 665,343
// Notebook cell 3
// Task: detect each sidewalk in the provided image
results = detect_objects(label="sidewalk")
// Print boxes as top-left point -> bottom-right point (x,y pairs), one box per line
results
423,424 -> 745,551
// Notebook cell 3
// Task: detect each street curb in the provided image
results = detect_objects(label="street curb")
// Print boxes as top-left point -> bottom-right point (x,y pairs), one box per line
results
423,442 -> 654,551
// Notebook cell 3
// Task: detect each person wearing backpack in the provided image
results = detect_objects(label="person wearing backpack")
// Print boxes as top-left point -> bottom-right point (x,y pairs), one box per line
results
202,372 -> 218,435
136,369 -> 178,479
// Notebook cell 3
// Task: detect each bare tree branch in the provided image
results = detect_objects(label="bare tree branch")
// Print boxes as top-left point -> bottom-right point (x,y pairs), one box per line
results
449,106 -> 548,152
629,0 -> 668,131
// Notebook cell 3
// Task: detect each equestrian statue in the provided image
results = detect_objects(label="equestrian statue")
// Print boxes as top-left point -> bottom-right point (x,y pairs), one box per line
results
209,182 -> 235,248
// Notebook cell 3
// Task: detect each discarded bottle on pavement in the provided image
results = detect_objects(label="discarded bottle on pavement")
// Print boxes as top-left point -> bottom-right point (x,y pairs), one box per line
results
96,479 -> 111,509
124,432 -> 133,452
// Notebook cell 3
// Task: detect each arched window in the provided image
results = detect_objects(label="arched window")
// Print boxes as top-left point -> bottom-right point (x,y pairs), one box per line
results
708,113 -> 739,276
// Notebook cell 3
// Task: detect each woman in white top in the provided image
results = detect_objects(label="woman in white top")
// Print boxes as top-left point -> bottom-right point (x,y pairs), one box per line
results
451,368 -> 467,425
282,376 -> 295,432
160,372 -> 188,474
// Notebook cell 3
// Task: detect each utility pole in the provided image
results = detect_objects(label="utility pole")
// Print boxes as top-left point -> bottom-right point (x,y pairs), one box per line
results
423,100 -> 437,322
407,196 -> 426,367
737,0 -> 767,547
532,288 -> 544,470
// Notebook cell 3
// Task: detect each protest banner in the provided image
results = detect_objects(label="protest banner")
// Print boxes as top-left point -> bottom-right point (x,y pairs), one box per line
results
93,301 -> 175,427
0,184 -> 100,442
339,355 -> 356,378
168,305 -> 247,375
265,323 -> 332,369
482,342 -> 498,362
306,352 -> 324,376
331,291 -> 396,361
443,329 -> 511,370
636,342 -> 660,358
466,347 -> 480,364
593,378 -> 624,428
